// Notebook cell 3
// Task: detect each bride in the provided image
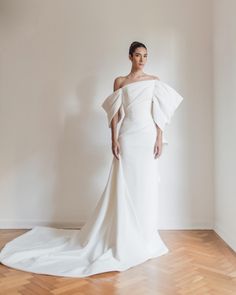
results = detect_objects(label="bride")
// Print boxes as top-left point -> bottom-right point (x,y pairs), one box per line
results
0,41 -> 184,277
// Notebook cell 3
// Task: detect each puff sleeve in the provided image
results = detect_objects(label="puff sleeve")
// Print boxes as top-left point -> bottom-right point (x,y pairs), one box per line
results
152,80 -> 184,144
101,88 -> 124,128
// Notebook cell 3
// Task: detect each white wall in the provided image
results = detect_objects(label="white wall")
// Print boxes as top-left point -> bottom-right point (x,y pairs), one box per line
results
0,1 -> 214,230
213,0 -> 236,251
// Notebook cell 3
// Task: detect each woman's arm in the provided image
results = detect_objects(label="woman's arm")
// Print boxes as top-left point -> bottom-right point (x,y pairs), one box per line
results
156,124 -> 163,140
154,124 -> 163,158
110,77 -> 123,160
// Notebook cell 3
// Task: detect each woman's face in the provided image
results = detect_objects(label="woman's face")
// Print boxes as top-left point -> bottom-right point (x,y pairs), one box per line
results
129,47 -> 148,69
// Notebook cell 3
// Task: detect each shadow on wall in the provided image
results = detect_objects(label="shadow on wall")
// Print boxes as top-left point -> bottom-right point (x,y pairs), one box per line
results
50,76 -> 112,227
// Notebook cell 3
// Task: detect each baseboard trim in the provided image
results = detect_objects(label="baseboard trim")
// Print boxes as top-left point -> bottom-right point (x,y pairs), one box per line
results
0,220 -> 84,230
0,220 -> 213,230
214,223 -> 236,252
158,220 -> 213,230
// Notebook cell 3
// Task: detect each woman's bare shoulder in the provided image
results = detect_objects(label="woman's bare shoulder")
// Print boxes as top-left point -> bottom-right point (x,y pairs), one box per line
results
113,74 -> 160,91
150,75 -> 160,80
113,76 -> 126,91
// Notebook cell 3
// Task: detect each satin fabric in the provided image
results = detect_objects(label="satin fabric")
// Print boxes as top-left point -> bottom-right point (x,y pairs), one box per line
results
0,79 -> 183,277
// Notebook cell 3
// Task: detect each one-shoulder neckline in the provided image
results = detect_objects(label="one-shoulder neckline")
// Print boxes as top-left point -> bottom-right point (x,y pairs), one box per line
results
113,79 -> 159,93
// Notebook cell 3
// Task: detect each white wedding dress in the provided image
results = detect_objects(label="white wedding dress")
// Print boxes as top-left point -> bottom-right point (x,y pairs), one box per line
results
0,79 -> 183,277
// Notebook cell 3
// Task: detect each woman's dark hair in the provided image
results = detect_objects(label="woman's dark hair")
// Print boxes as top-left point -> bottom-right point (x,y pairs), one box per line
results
129,41 -> 147,57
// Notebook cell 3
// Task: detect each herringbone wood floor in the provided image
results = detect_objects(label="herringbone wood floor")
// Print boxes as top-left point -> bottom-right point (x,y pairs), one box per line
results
0,229 -> 235,295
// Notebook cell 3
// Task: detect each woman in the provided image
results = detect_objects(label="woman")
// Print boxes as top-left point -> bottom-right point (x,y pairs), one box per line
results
0,41 -> 183,277
110,44 -> 163,161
